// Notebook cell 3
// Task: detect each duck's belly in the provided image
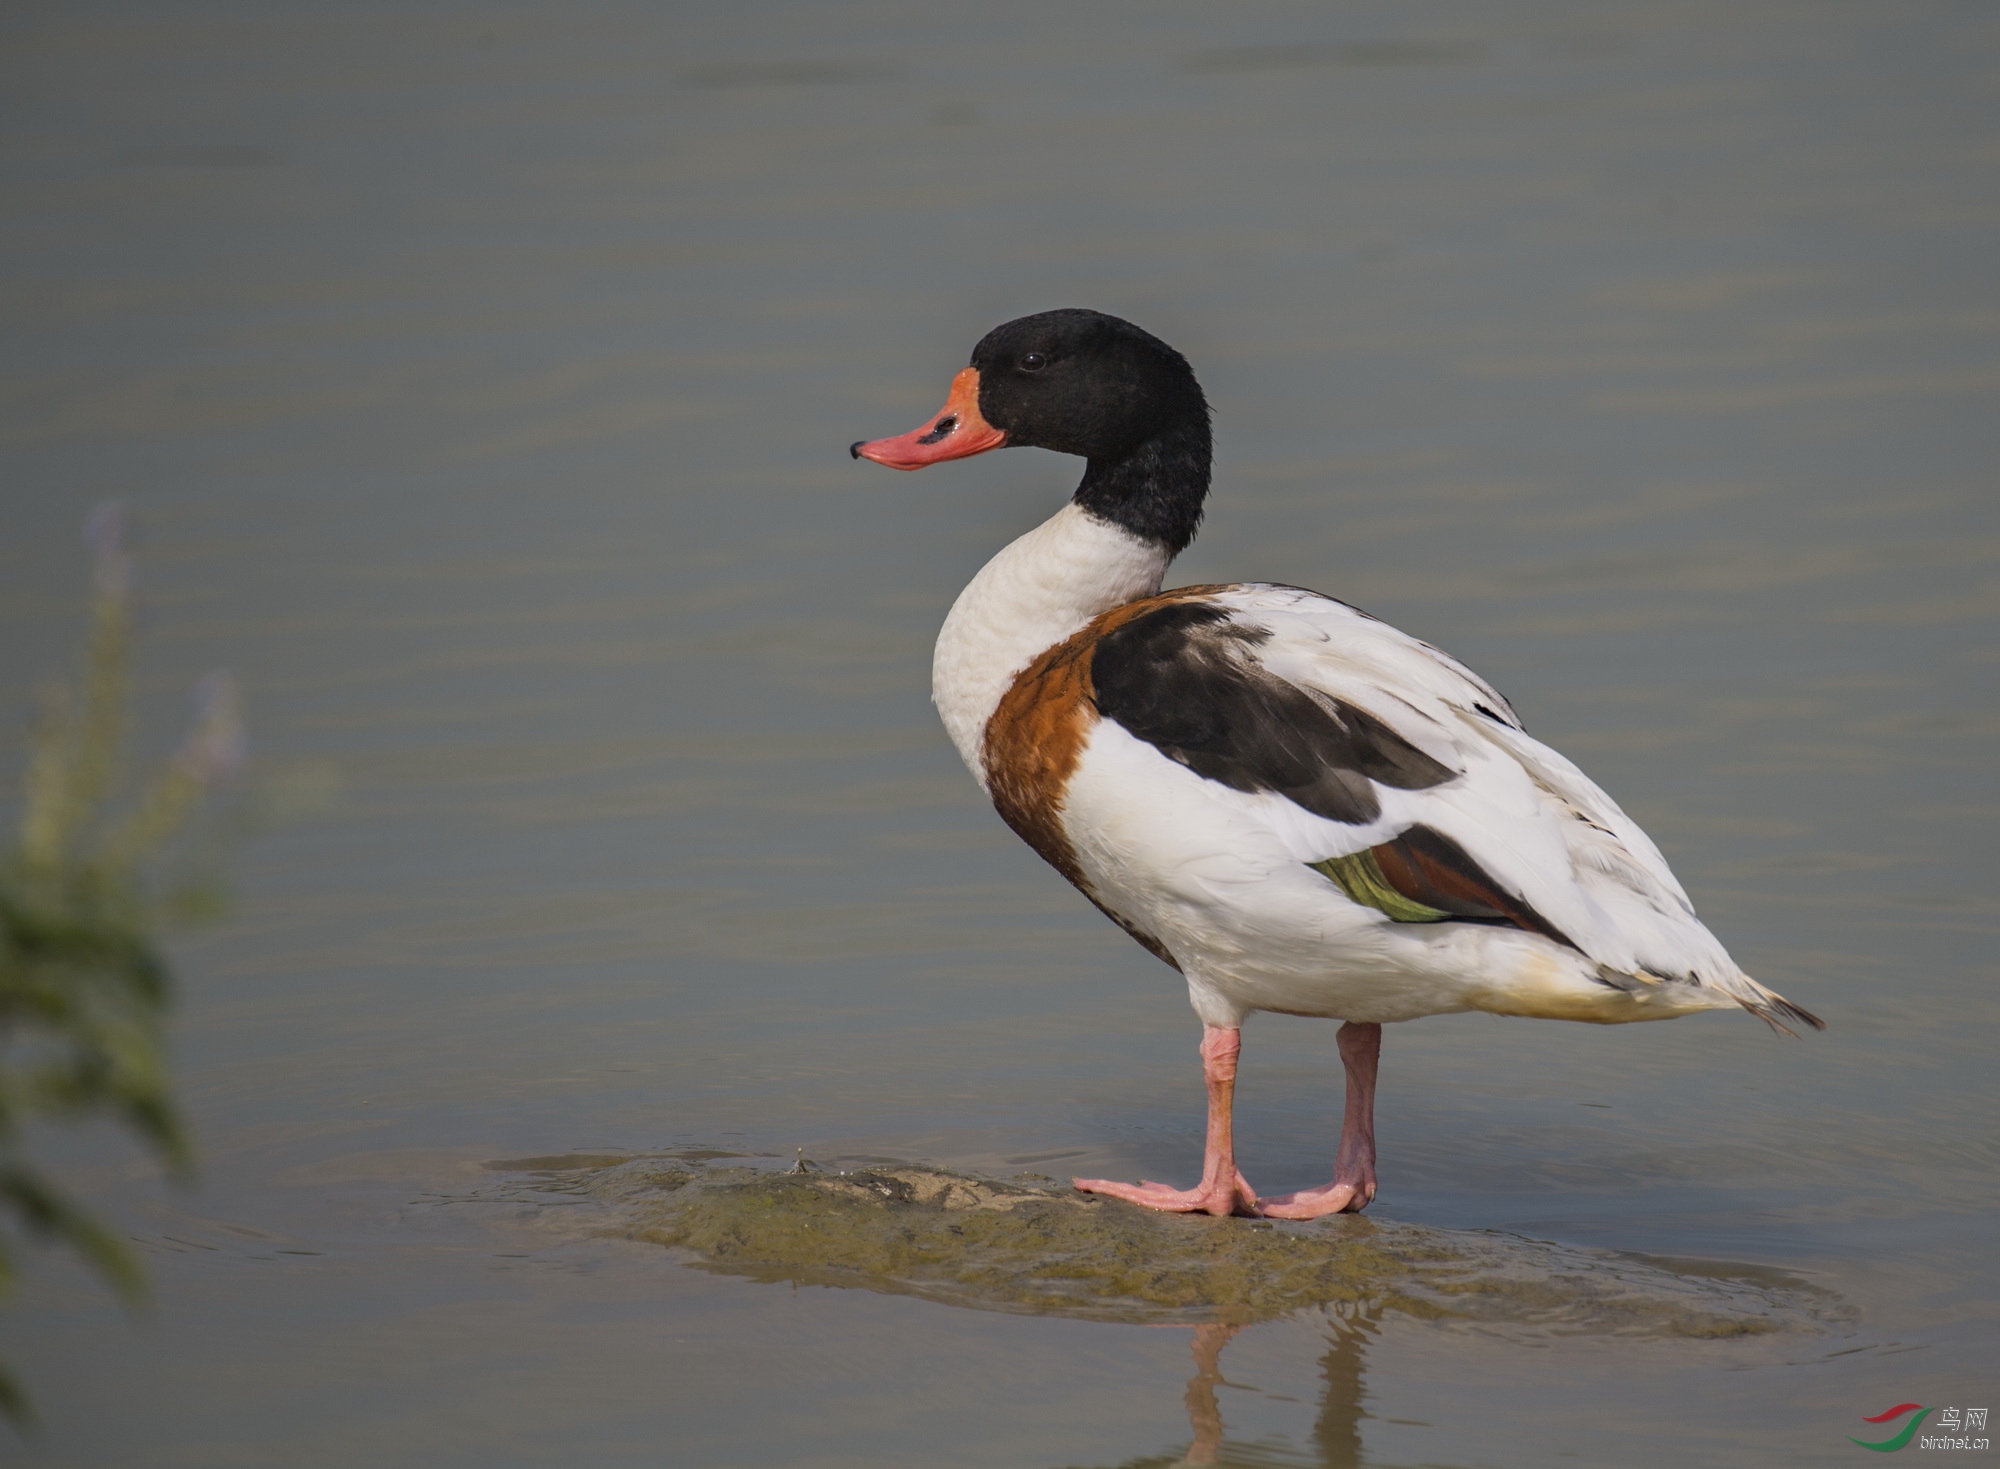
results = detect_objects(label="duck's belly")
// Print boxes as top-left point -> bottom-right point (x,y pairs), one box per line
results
1055,720 -> 1693,1027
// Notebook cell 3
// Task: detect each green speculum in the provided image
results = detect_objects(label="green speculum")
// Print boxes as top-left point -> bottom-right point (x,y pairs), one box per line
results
1309,849 -> 1451,924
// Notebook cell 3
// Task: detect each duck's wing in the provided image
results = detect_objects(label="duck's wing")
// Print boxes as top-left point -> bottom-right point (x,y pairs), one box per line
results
1088,584 -> 1821,1031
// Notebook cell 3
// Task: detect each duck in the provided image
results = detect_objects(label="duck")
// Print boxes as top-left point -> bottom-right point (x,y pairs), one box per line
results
851,308 -> 1821,1220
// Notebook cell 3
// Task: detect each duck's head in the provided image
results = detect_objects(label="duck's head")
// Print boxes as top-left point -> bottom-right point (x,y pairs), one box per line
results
852,308 -> 1213,552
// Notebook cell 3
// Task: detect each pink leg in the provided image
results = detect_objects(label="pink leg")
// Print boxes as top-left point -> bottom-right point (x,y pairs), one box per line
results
1258,1021 -> 1380,1220
1075,1026 -> 1259,1217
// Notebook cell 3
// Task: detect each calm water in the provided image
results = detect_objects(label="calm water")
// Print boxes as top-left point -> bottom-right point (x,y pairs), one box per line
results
3,2 -> 1996,1464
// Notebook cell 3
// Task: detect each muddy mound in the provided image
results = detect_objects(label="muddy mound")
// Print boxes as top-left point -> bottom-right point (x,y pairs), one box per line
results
481,1151 -> 1842,1339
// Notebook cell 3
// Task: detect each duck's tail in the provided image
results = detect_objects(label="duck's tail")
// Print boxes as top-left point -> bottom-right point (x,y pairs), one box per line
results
1597,962 -> 1827,1036
1731,975 -> 1826,1037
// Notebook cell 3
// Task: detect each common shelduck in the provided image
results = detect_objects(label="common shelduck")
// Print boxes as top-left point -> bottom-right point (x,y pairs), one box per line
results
852,309 -> 1821,1220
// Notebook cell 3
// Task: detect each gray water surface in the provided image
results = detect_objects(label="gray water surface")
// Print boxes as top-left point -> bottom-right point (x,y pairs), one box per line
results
3,2 -> 1996,1465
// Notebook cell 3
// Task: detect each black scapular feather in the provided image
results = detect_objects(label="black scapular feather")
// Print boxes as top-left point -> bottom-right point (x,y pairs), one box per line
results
1090,602 -> 1455,824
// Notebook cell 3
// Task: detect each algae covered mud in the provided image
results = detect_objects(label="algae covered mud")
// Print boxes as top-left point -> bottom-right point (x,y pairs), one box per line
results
484,1151 -> 1839,1339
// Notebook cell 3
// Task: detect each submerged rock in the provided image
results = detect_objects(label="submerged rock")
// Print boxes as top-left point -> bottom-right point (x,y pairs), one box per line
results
482,1153 -> 1842,1339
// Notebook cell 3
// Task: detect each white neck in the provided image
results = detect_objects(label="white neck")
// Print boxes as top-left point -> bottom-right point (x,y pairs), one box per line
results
932,502 -> 1171,785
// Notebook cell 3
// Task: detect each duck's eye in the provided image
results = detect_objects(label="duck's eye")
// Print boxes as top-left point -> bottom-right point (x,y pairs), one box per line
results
1019,352 -> 1047,372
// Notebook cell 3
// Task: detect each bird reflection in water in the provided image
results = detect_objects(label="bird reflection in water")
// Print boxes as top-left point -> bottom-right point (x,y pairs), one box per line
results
1097,1305 -> 1378,1469
1180,1322 -> 1248,1465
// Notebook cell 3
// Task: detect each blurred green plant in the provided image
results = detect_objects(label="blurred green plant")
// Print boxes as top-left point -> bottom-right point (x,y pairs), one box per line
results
0,505 -> 242,1425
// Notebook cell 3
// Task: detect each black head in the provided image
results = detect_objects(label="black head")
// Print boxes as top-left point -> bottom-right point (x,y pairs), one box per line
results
851,308 -> 1213,555
969,309 -> 1210,462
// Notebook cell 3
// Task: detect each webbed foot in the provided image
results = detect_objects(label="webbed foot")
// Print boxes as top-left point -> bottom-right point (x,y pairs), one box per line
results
1072,1170 -> 1259,1217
